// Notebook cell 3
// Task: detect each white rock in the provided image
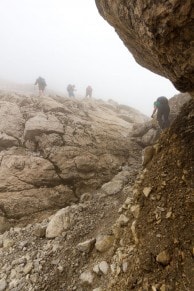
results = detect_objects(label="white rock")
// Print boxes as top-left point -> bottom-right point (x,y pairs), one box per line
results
141,128 -> 157,146
93,264 -> 100,274
46,206 -> 78,238
166,211 -> 172,218
122,261 -> 128,273
142,146 -> 155,167
76,238 -> 96,253
143,187 -> 152,197
131,220 -> 139,244
101,180 -> 123,195
80,271 -> 94,285
98,261 -> 109,275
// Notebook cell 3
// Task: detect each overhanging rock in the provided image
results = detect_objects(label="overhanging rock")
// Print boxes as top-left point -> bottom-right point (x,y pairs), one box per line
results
95,0 -> 194,92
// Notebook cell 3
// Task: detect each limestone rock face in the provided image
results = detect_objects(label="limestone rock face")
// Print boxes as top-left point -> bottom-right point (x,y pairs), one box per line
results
0,92 -> 146,219
0,101 -> 24,138
24,113 -> 64,139
95,0 -> 194,92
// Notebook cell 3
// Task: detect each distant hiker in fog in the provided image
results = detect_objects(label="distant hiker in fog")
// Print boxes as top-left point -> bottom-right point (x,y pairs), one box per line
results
67,84 -> 76,98
85,85 -> 92,98
34,76 -> 47,96
151,96 -> 170,130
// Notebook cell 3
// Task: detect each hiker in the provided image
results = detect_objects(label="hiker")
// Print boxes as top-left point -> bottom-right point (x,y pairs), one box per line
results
67,84 -> 76,98
151,96 -> 170,130
34,76 -> 47,96
34,77 -> 47,96
85,85 -> 92,98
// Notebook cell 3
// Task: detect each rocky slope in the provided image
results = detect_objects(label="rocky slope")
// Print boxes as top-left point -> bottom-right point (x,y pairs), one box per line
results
0,1 -> 193,290
93,1 -> 194,290
0,91 -> 147,228
95,0 -> 194,92
0,91 -> 193,291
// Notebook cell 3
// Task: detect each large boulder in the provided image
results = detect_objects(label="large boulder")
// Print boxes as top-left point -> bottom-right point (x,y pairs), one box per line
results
24,113 -> 64,139
0,101 -> 24,138
95,0 -> 194,92
0,93 -> 145,220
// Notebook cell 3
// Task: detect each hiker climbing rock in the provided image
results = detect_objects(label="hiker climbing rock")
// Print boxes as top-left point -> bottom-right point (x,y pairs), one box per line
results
85,85 -> 93,98
67,84 -> 76,98
34,77 -> 47,96
151,96 -> 170,130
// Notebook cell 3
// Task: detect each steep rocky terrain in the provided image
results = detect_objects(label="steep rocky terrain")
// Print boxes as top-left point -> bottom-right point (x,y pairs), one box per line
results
0,91 -> 193,291
0,1 -> 193,289
0,91 -> 146,291
0,91 -> 147,228
93,1 -> 194,290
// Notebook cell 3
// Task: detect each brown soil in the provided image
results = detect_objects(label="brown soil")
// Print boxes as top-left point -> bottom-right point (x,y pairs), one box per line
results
110,99 -> 194,290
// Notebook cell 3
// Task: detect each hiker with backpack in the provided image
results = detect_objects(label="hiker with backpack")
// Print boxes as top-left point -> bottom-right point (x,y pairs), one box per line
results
85,85 -> 93,98
67,84 -> 76,98
34,77 -> 47,96
151,96 -> 170,130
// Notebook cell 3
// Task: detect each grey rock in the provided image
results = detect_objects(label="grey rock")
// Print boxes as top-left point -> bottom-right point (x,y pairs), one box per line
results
101,180 -> 123,196
98,261 -> 109,275
76,238 -> 96,253
95,234 -> 114,252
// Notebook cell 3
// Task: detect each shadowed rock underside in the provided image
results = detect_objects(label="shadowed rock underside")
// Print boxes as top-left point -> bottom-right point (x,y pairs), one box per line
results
95,0 -> 194,92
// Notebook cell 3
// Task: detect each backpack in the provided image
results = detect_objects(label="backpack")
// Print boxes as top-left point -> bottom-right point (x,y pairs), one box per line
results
38,77 -> 46,86
157,96 -> 168,105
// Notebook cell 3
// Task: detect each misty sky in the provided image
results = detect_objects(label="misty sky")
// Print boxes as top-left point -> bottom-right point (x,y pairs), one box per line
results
0,0 -> 179,115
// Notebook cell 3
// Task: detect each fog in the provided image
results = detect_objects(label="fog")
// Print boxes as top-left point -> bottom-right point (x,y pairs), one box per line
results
0,0 -> 179,115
